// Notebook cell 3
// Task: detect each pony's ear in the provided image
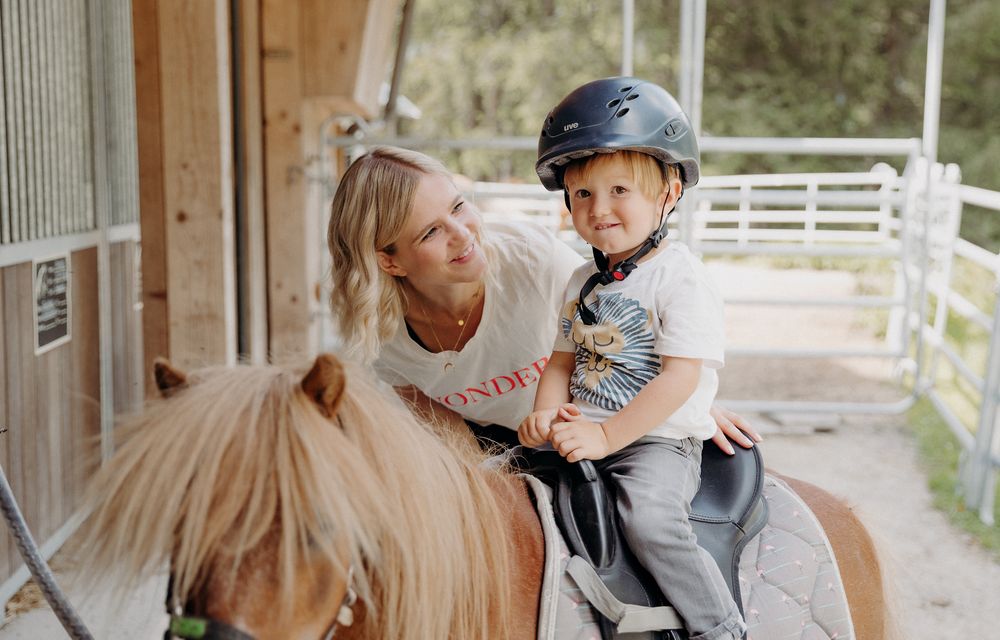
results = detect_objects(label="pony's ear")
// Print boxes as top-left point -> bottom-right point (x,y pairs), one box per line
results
153,357 -> 188,397
301,353 -> 346,419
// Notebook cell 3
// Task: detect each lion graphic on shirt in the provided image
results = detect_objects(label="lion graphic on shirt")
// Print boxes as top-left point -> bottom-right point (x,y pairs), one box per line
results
561,293 -> 659,412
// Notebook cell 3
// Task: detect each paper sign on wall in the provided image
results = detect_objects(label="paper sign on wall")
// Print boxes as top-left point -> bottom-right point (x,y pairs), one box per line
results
34,254 -> 71,355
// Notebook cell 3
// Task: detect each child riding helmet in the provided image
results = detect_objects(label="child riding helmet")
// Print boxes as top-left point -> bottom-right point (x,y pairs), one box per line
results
535,76 -> 701,324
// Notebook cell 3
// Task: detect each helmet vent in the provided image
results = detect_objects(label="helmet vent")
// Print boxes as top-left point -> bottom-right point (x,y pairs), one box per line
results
619,85 -> 633,92
606,98 -> 622,108
615,107 -> 630,118
626,94 -> 638,101
541,130 -> 549,138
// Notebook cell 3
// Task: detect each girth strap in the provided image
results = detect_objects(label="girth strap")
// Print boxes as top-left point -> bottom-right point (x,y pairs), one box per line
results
566,556 -> 685,634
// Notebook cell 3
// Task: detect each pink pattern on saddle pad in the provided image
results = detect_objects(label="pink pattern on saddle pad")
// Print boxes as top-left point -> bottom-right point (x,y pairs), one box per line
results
524,474 -> 854,640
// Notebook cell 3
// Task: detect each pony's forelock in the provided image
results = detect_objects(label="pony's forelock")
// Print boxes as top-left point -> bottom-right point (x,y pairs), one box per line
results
73,359 -> 512,640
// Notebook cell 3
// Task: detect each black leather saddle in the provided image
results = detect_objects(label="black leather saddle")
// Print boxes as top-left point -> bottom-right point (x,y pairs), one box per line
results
512,441 -> 768,640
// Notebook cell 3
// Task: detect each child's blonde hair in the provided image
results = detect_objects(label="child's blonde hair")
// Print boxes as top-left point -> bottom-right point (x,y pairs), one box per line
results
563,150 -> 680,201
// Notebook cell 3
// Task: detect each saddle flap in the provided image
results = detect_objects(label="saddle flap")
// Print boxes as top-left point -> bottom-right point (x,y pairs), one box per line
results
691,443 -> 765,528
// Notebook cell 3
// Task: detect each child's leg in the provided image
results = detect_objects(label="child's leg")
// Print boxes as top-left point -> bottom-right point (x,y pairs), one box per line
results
597,437 -> 746,640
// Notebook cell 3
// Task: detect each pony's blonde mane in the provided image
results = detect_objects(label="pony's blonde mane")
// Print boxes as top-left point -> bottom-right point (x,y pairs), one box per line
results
73,359 -> 512,639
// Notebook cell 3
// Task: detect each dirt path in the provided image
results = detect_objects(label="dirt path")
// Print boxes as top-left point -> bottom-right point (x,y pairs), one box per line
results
711,262 -> 1000,640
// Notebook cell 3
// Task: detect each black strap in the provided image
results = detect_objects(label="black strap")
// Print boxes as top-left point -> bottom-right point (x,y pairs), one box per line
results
576,227 -> 664,325
567,186 -> 680,326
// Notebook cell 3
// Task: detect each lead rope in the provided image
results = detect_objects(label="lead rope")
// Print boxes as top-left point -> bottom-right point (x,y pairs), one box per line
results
0,463 -> 94,640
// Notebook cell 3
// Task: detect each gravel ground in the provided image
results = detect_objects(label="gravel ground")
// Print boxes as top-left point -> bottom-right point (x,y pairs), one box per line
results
1,262 -> 998,639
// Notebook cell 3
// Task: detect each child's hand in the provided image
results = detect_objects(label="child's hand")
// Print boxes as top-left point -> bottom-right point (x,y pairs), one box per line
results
549,405 -> 612,462
518,408 -> 558,448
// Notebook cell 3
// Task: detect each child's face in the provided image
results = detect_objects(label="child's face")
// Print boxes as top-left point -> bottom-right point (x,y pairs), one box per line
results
564,154 -> 680,265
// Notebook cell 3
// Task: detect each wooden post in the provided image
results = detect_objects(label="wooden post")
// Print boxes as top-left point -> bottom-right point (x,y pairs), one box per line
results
261,0 -> 399,364
134,0 -> 237,376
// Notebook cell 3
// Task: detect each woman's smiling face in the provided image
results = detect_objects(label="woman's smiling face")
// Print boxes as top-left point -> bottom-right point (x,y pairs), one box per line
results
376,172 -> 486,287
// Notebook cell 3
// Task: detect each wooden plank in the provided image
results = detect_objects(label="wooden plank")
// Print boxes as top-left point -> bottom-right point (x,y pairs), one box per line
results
2,266 -> 20,577
354,0 -> 400,112
262,0 -> 314,364
0,265 -> 11,579
298,0 -> 367,101
156,0 -> 237,371
68,249 -> 99,507
133,0 -> 168,392
298,0 -> 399,114
3,263 -> 38,570
36,347 -> 57,541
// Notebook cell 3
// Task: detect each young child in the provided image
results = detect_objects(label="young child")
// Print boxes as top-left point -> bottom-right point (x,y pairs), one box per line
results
520,77 -> 746,640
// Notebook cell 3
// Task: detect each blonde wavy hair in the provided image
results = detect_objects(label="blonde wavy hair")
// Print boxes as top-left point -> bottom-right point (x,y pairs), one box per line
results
327,146 -> 494,363
71,357 -> 513,639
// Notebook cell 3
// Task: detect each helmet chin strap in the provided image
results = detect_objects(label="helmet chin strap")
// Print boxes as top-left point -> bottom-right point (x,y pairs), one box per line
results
574,195 -> 678,326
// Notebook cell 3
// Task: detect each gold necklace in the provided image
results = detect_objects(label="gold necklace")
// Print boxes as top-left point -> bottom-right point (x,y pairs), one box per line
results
417,288 -> 481,371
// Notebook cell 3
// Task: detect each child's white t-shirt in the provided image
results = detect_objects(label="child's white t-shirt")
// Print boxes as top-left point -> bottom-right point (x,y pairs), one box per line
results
553,241 -> 725,441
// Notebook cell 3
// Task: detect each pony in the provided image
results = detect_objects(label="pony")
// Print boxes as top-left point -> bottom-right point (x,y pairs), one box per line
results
71,354 -> 889,639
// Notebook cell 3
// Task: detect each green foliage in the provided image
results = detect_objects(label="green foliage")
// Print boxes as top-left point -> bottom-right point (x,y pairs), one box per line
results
398,0 -> 1000,244
907,398 -> 1000,559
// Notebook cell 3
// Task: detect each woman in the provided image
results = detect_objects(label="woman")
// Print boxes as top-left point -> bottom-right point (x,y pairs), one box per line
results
327,145 -> 759,452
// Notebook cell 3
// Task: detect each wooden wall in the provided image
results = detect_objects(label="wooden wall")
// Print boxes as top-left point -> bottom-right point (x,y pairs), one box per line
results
0,241 -> 142,587
0,0 -> 143,598
0,249 -> 103,580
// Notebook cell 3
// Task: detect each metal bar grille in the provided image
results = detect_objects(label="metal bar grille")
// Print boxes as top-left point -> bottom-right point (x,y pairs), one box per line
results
104,0 -> 138,227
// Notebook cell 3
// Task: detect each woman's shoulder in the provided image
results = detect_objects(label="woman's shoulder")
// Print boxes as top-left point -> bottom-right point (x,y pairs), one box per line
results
486,218 -> 557,248
485,219 -> 577,268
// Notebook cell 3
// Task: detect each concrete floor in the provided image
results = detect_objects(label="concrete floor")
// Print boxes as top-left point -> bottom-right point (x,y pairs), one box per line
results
0,572 -> 165,639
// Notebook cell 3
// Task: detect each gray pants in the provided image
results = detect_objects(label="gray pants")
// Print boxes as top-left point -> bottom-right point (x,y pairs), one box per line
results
595,437 -> 747,640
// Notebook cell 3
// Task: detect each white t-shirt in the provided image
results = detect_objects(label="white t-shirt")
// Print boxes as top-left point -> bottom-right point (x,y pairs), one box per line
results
374,220 -> 584,429
553,241 -> 725,440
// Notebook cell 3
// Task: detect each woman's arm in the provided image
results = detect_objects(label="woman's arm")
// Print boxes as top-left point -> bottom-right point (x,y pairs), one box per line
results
708,405 -> 763,455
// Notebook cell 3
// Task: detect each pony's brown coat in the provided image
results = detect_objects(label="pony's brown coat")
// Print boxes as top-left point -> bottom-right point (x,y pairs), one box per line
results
778,474 -> 889,640
75,357 -> 888,640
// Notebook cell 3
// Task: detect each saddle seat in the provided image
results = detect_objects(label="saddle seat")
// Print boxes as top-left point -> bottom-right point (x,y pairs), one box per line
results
512,442 -> 768,640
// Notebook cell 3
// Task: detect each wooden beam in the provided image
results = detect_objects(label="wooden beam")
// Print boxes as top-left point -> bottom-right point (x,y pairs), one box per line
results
299,0 -> 398,114
132,0 -> 167,391
261,0 -> 401,364
134,0 -> 237,373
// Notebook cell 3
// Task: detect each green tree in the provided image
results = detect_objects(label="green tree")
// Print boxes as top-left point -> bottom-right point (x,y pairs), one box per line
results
397,0 -> 1000,245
